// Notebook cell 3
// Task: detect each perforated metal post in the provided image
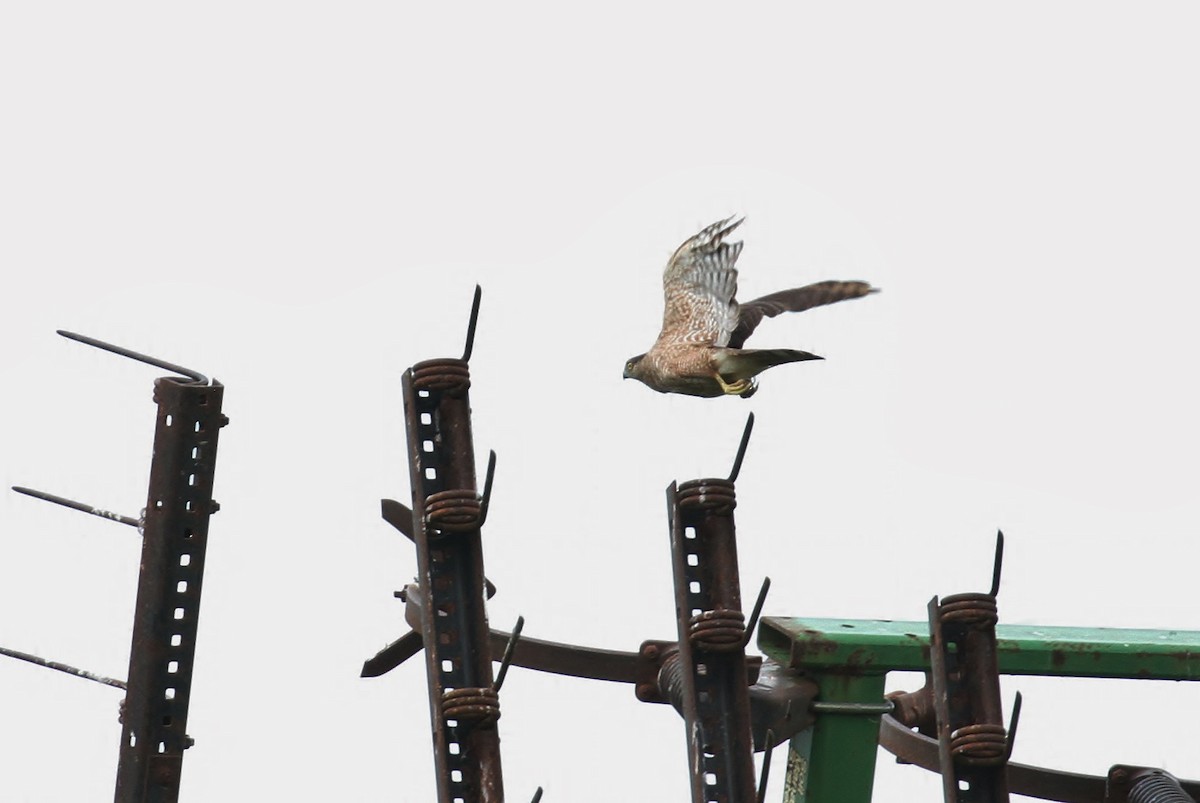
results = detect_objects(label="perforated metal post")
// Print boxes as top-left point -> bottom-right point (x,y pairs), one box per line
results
666,476 -> 757,803
402,356 -> 504,803
114,376 -> 226,803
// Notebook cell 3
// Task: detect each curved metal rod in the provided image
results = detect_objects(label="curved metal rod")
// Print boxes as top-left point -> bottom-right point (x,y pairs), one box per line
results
12,486 -> 141,529
756,730 -> 774,803
742,577 -> 771,648
728,412 -> 755,482
477,450 -> 497,527
493,615 -> 525,692
0,645 -> 127,690
461,285 -> 483,362
990,529 -> 1005,597
58,330 -> 209,384
1006,690 -> 1023,761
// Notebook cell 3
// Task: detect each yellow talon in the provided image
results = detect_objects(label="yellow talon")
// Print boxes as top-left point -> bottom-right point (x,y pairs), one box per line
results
716,375 -> 753,396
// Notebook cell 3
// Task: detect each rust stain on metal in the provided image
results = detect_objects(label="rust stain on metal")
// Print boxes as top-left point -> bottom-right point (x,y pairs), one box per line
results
790,634 -> 840,665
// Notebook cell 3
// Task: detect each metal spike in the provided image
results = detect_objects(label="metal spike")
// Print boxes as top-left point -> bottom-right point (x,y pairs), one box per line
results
989,530 -> 1005,597
742,576 -> 772,648
0,645 -> 127,690
478,450 -> 497,527
728,412 -> 755,482
1005,691 -> 1023,761
756,730 -> 775,803
57,330 -> 208,384
461,285 -> 483,362
530,787 -> 544,803
493,615 -> 525,692
12,486 -> 140,529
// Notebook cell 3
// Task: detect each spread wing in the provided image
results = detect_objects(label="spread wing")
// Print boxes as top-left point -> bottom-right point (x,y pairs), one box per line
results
729,280 -> 876,348
656,216 -> 745,348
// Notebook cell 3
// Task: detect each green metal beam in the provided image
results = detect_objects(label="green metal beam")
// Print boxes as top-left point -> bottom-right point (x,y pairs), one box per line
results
760,617 -> 1200,680
760,617 -> 1200,803
783,673 -> 886,803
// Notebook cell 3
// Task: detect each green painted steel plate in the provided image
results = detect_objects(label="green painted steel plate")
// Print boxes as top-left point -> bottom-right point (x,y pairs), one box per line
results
760,617 -> 1200,680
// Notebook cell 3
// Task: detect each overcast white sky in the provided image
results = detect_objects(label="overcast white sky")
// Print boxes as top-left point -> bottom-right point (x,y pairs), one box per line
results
3,3 -> 1199,802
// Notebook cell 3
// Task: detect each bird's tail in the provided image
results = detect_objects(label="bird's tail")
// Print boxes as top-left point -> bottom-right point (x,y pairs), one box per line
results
715,348 -> 823,382
729,280 -> 878,348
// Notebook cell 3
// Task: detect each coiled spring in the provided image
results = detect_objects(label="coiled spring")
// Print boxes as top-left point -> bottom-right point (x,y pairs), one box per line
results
412,358 -> 471,396
949,723 -> 1007,766
939,593 -> 999,627
1128,772 -> 1195,803
677,479 -> 737,515
425,489 -> 482,533
688,608 -> 746,651
442,686 -> 500,727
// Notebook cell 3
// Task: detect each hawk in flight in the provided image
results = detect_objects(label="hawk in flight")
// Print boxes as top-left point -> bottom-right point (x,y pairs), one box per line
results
623,216 -> 877,398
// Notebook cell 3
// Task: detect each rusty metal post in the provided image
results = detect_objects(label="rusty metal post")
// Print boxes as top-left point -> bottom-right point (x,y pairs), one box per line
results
400,288 -> 505,803
114,376 -> 226,803
663,416 -> 760,803
927,532 -> 1013,803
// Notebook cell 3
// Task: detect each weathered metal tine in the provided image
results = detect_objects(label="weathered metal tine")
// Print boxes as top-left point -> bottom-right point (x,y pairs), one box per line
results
0,645 -> 127,690
756,730 -> 775,803
478,450 -> 497,527
742,576 -> 772,648
728,412 -> 755,482
12,486 -> 140,529
990,530 -> 1005,597
493,615 -> 525,693
461,284 -> 483,362
380,498 -> 415,540
360,630 -> 425,678
1005,691 -> 1023,761
57,329 -> 209,384
530,787 -> 544,803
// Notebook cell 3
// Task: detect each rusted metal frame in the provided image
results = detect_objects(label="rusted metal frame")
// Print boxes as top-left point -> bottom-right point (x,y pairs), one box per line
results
402,360 -> 504,803
367,587 -> 818,752
926,535 -> 1012,803
666,477 -> 757,803
114,377 -> 225,803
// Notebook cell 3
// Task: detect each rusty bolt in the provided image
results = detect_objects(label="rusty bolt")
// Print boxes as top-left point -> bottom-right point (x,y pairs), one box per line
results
636,682 -> 656,700
1111,768 -> 1129,784
643,644 -> 659,660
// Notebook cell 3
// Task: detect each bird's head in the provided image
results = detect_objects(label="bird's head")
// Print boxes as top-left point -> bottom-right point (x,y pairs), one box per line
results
623,353 -> 647,382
